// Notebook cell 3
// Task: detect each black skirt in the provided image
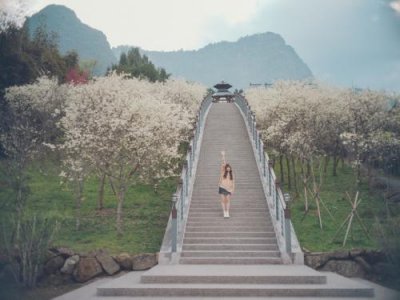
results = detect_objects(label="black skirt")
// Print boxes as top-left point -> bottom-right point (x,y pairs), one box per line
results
218,187 -> 231,195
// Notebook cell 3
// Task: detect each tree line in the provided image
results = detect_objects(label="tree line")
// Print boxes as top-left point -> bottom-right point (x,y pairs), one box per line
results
246,81 -> 400,226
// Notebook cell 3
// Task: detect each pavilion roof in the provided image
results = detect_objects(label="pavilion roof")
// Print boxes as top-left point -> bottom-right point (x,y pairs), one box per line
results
213,81 -> 232,90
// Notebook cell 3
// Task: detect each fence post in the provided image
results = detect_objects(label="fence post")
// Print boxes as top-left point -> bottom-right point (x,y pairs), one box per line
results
284,193 -> 292,256
171,193 -> 177,252
262,144 -> 267,177
183,161 -> 188,197
275,179 -> 280,221
193,128 -> 198,155
187,145 -> 192,177
268,160 -> 273,196
178,179 -> 183,220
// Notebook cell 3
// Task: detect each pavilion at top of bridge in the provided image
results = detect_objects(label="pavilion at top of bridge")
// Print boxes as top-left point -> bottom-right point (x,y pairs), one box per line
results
212,81 -> 234,102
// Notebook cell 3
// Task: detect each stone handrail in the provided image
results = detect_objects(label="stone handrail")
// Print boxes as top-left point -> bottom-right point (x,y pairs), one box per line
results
234,93 -> 304,264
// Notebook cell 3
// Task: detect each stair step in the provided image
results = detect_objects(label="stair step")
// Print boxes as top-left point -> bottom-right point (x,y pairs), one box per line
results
189,207 -> 266,212
98,283 -> 374,298
184,232 -> 276,238
189,203 -> 268,207
179,257 -> 283,264
140,265 -> 326,285
182,244 -> 279,251
189,214 -> 268,219
186,221 -> 273,227
186,226 -> 272,232
187,215 -> 271,219
183,237 -> 277,244
181,251 -> 280,258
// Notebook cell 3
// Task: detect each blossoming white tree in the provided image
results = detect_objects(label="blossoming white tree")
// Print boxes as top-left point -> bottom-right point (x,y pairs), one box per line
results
245,81 -> 399,229
1,77 -> 65,212
60,73 -> 205,234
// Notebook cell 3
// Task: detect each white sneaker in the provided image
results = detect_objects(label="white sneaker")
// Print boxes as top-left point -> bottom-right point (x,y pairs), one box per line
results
226,211 -> 230,218
223,211 -> 228,218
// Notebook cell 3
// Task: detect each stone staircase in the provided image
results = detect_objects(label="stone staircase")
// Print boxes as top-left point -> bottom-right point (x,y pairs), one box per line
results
97,265 -> 374,298
179,102 -> 281,266
96,102 -> 375,298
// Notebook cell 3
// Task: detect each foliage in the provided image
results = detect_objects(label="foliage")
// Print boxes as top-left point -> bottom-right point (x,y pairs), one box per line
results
246,81 -> 400,184
2,212 -> 60,288
246,81 -> 400,276
26,4 -> 117,76
0,0 -> 29,33
111,47 -> 170,82
0,22 -> 86,156
65,68 -> 88,85
0,77 -> 65,212
1,74 -> 206,236
0,159 -> 174,253
58,73 -> 203,234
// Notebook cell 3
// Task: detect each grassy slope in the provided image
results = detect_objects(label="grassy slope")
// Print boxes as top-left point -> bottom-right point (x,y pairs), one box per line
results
1,158 -> 394,255
0,160 -> 175,255
274,159 -> 395,252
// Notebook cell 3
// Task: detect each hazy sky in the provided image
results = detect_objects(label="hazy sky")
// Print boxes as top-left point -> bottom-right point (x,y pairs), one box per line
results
7,0 -> 400,91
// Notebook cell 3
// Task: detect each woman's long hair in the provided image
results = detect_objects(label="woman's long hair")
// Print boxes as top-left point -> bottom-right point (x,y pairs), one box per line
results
223,164 -> 233,180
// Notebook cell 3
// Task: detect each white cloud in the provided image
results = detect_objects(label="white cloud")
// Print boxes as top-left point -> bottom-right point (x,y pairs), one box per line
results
390,0 -> 400,13
29,0 -> 270,50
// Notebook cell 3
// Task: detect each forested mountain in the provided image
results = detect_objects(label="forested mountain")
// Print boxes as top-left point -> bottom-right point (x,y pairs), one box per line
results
113,33 -> 313,88
26,5 -> 117,75
27,5 -> 312,87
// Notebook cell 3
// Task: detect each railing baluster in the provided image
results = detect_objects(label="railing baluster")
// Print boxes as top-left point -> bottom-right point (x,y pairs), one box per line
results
171,193 -> 177,252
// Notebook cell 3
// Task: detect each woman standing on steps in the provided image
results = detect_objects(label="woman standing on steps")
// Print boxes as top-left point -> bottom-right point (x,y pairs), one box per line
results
219,151 -> 235,218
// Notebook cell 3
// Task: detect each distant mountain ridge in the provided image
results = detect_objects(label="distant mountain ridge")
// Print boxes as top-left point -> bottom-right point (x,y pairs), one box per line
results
113,33 -> 313,88
26,5 -> 117,75
27,5 -> 312,87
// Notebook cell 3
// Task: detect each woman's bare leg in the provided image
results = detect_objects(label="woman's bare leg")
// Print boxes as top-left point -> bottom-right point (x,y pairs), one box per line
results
220,194 -> 226,215
226,194 -> 231,216
223,195 -> 229,217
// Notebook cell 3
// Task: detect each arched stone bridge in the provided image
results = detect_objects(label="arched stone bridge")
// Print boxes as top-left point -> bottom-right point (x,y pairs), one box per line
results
97,95 -> 376,298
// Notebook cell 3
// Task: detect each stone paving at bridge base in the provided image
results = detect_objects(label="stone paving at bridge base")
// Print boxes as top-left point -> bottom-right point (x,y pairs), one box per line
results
52,266 -> 399,300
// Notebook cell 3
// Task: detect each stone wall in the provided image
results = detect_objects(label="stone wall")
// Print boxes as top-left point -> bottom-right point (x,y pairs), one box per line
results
304,249 -> 392,282
0,247 -> 158,284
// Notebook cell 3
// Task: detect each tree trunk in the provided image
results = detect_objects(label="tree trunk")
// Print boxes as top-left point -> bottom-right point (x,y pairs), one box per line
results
75,178 -> 84,231
279,154 -> 284,184
97,173 -> 106,210
323,156 -> 330,175
116,187 -> 126,236
291,156 -> 298,196
333,155 -> 338,177
306,161 -> 311,178
311,160 -> 323,229
332,140 -> 339,177
300,162 -> 308,212
286,155 -> 291,189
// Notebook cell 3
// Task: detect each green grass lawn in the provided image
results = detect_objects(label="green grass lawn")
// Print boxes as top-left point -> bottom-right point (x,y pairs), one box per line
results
273,158 -> 398,252
0,159 -> 175,255
1,157 -> 395,255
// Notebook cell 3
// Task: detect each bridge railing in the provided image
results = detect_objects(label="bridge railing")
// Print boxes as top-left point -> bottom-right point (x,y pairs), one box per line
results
159,93 -> 213,264
234,93 -> 304,264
